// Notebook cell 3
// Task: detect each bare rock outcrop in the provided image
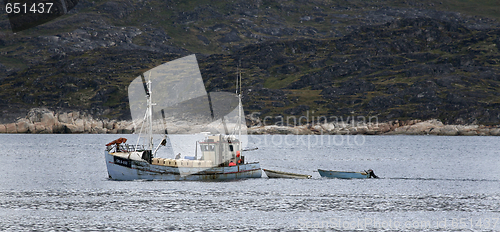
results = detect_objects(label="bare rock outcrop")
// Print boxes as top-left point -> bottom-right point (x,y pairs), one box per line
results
0,108 -> 134,134
248,119 -> 500,136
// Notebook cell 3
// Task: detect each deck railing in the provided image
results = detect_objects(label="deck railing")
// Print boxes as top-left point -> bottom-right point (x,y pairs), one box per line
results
107,144 -> 146,152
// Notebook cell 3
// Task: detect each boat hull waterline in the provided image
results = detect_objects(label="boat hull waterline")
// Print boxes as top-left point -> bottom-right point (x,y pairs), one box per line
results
318,169 -> 369,179
106,151 -> 262,181
263,169 -> 311,179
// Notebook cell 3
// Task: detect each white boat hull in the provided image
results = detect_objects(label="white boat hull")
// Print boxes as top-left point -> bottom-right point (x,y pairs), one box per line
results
105,151 -> 262,181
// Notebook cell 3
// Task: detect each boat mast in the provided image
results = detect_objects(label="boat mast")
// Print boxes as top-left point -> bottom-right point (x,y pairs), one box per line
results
146,73 -> 154,150
238,69 -> 242,142
236,62 -> 242,142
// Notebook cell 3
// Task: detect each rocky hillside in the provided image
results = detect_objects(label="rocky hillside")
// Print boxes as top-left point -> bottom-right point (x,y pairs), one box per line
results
1,0 -> 500,126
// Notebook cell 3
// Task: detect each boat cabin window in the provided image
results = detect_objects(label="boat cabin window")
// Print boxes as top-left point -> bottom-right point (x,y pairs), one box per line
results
201,144 -> 215,151
229,145 -> 233,151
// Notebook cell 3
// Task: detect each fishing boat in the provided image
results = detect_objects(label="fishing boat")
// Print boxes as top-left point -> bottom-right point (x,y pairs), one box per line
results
318,169 -> 378,179
263,169 -> 312,179
105,55 -> 262,181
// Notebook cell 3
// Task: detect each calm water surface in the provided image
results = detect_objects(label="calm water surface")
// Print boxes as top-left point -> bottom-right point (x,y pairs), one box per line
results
0,134 -> 499,231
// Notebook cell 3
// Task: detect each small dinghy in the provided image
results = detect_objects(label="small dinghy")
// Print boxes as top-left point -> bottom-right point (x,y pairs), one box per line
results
263,169 -> 312,179
318,169 -> 378,179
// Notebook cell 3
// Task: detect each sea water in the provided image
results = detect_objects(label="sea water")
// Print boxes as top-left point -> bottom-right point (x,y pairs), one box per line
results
0,134 -> 499,231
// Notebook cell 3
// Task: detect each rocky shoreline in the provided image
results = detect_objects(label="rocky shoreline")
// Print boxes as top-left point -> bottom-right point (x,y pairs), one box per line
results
0,108 -> 134,134
1,108 -> 499,136
248,119 -> 500,136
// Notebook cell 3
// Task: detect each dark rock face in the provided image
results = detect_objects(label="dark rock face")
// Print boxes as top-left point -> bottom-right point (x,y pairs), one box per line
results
284,105 -> 310,116
272,102 -> 285,107
276,64 -> 299,74
320,79 -> 375,97
1,0 -> 500,126
197,35 -> 210,45
367,96 -> 401,109
219,30 -> 241,43
101,1 -> 132,19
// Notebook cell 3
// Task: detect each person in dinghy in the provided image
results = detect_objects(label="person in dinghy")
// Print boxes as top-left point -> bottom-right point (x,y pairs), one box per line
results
367,169 -> 379,178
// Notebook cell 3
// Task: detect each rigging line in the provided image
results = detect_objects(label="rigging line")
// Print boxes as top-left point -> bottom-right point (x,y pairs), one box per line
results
134,73 -> 151,150
207,92 -> 215,120
161,109 -> 168,135
207,92 -> 229,135
159,109 -> 172,154
221,112 -> 229,135
135,107 -> 149,149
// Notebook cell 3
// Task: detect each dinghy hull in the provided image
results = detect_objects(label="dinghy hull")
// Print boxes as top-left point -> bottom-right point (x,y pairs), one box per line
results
263,169 -> 311,179
318,169 -> 369,179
